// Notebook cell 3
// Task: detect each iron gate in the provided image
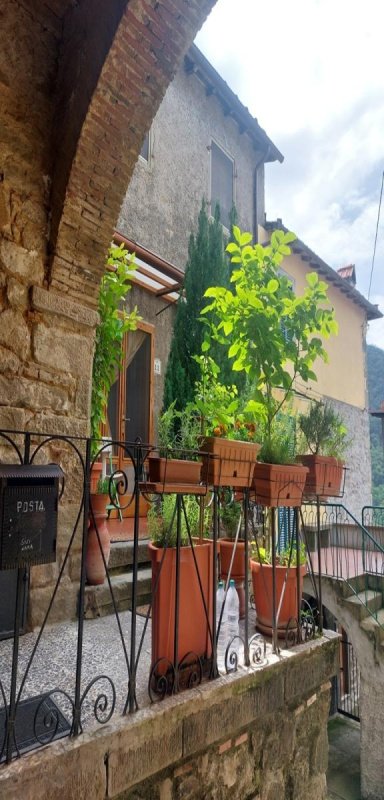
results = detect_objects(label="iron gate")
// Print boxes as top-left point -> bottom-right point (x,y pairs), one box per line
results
337,637 -> 360,721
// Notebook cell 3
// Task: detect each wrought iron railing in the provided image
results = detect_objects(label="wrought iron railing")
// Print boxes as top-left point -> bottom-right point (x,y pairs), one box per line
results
301,501 -> 384,623
0,428 -> 319,766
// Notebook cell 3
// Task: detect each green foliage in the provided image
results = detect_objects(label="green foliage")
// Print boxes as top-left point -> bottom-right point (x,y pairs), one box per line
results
298,401 -> 348,458
201,226 -> 338,462
220,500 -> 242,537
157,401 -> 201,458
191,355 -> 260,442
254,542 -> 306,566
367,345 -> 384,506
95,477 -> 111,495
257,411 -> 296,465
91,244 -> 141,456
163,201 -> 242,415
148,494 -> 211,547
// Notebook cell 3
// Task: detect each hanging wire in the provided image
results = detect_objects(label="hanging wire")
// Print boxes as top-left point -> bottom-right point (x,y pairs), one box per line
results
368,169 -> 384,300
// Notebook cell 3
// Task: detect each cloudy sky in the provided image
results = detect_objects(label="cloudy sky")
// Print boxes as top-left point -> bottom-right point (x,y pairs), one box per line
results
196,0 -> 384,347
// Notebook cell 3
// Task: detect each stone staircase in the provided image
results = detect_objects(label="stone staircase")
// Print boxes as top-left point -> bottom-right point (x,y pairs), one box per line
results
336,573 -> 384,648
84,538 -> 152,619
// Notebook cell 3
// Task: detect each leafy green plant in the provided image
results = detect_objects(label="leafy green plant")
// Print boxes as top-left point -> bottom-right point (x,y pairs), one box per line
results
148,494 -> 211,547
157,401 -> 201,459
298,401 -> 348,459
201,227 -> 338,463
95,477 -> 111,495
91,244 -> 141,456
253,542 -> 306,566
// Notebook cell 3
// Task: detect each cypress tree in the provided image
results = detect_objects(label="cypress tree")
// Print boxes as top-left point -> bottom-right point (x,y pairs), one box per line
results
163,201 -> 234,412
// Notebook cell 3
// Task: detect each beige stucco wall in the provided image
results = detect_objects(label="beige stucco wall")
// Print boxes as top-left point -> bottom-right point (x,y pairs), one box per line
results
268,248 -> 367,411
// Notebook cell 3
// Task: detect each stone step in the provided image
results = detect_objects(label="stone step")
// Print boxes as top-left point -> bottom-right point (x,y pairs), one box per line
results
84,567 -> 152,619
338,574 -> 367,598
343,589 -> 382,621
109,539 -> 150,571
360,608 -> 384,646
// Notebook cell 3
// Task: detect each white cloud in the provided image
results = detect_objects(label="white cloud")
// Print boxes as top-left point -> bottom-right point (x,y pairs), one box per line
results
196,0 -> 384,322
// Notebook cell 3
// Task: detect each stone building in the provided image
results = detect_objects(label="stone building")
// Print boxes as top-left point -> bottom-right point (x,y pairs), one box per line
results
115,44 -> 382,518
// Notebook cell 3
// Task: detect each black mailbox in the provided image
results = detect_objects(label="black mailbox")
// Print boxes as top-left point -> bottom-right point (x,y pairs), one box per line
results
0,464 -> 63,570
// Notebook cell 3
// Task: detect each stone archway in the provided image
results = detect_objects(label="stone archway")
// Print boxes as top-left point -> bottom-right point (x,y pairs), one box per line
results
0,0 -> 216,624
0,0 -> 216,438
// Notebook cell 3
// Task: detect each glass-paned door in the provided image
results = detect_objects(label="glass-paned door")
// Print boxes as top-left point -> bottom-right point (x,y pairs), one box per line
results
106,323 -> 154,517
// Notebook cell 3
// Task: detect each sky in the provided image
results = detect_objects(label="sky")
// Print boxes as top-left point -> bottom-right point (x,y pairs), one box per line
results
195,0 -> 384,348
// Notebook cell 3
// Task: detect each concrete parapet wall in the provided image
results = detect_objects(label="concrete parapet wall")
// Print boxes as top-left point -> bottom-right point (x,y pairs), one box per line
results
0,634 -> 338,800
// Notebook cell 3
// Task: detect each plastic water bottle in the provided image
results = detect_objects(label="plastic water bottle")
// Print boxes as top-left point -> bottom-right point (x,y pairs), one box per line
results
227,579 -> 240,663
216,581 -> 228,673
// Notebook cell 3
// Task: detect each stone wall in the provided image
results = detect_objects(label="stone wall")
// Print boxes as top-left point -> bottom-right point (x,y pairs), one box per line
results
118,65 -> 268,272
325,395 -> 372,518
0,634 -> 338,800
0,0 -> 216,628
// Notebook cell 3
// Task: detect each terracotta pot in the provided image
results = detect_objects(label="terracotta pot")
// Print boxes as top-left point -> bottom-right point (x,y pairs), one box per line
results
86,492 -> 110,585
149,540 -> 213,674
219,538 -> 246,580
148,456 -> 201,486
253,462 -> 308,507
200,437 -> 260,488
219,539 -> 246,619
298,454 -> 344,497
90,462 -> 102,493
250,559 -> 307,637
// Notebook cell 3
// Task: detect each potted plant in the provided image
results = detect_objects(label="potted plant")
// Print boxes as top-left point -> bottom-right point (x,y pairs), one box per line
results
194,355 -> 261,488
86,477 -> 111,585
90,243 -> 141,460
297,401 -> 348,497
148,494 -> 213,677
252,409 -> 309,508
200,226 -> 338,507
250,530 -> 307,637
147,402 -> 202,488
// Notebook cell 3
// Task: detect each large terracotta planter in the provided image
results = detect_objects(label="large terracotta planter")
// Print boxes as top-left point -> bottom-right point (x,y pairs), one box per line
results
250,559 -> 307,637
298,454 -> 344,497
200,437 -> 260,488
253,462 -> 308,507
86,493 -> 111,585
149,540 -> 213,674
148,456 -> 201,486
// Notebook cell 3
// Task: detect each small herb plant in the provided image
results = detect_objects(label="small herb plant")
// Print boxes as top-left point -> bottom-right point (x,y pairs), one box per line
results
298,401 -> 348,459
253,542 -> 306,566
95,477 -> 111,495
157,401 -> 201,459
200,227 -> 338,463
148,494 -> 211,547
91,244 -> 141,457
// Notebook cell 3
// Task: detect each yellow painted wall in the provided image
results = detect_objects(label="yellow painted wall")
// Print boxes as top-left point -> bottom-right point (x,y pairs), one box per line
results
257,235 -> 367,410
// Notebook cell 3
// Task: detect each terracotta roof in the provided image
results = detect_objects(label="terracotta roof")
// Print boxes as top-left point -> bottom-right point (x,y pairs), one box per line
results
337,264 -> 356,286
185,45 -> 284,165
265,220 -> 382,322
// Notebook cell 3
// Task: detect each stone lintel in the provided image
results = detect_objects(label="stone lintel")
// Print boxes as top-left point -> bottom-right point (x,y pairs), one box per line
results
32,286 -> 99,328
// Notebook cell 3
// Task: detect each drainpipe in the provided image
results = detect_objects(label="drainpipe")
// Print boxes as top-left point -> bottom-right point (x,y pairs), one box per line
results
253,145 -> 271,243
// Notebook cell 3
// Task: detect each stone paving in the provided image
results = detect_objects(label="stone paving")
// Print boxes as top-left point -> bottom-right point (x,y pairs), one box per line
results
327,715 -> 361,800
0,605 -> 271,740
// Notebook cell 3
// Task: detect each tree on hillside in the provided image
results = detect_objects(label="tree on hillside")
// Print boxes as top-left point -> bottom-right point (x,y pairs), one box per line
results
163,201 -> 238,412
367,344 -> 384,505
